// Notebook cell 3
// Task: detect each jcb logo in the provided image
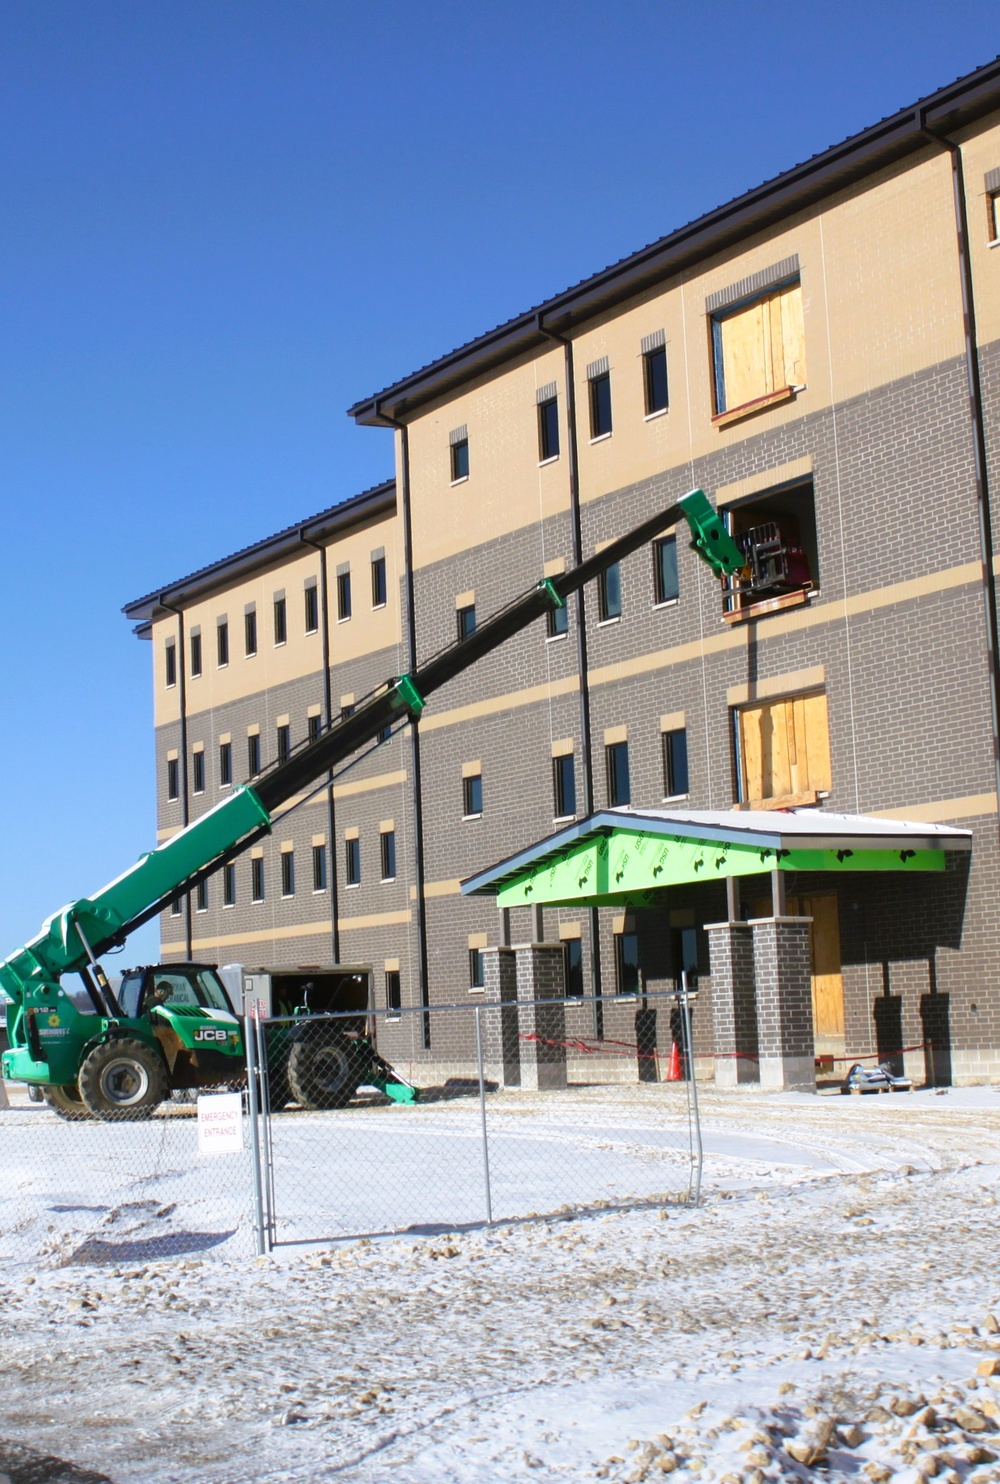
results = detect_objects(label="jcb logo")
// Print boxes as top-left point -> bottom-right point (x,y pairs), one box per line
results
193,1028 -> 228,1043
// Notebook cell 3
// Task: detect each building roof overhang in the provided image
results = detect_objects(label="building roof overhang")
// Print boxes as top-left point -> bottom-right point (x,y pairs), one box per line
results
348,56 -> 1000,429
461,807 -> 973,909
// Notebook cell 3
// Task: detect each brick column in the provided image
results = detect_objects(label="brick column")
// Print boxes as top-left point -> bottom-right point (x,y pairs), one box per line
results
515,943 -> 568,1092
481,946 -> 520,1088
706,920 -> 758,1086
750,916 -> 815,1092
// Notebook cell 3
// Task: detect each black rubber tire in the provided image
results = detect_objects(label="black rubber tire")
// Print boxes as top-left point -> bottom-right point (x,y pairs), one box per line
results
78,1039 -> 168,1121
286,1032 -> 359,1110
42,1083 -> 94,1122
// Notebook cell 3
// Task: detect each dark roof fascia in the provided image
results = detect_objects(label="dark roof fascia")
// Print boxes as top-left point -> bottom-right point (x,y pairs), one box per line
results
122,479 -> 395,624
349,57 -> 1000,429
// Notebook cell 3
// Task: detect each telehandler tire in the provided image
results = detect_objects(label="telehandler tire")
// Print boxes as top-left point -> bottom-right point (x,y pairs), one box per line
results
78,1039 -> 168,1121
42,1083 -> 94,1122
286,1032 -> 359,1110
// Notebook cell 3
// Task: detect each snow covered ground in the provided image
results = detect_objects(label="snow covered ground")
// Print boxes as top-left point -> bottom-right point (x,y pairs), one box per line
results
1,1083 -> 999,1483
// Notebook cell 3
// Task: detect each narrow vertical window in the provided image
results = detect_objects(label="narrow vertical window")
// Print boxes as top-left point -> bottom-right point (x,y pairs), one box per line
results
371,555 -> 387,608
276,724 -> 291,765
281,851 -> 295,897
588,368 -> 612,437
307,713 -> 322,745
547,599 -> 568,637
244,608 -> 257,657
598,562 -> 622,621
662,728 -> 689,798
380,829 -> 396,881
654,535 -> 679,604
312,844 -> 327,891
164,641 -> 177,689
614,931 -> 640,994
643,343 -> 668,414
273,595 -> 287,646
456,603 -> 476,640
606,741 -> 630,806
564,938 -> 583,997
217,620 -> 229,667
553,754 -> 576,818
247,733 -> 261,776
469,948 -> 484,989
251,857 -> 265,903
192,750 -> 205,794
219,741 -> 232,787
990,188 -> 1000,243
304,583 -> 319,634
450,433 -> 469,481
386,970 -> 401,1013
196,879 -> 208,913
345,837 -> 361,886
166,758 -> 179,802
190,631 -> 202,678
223,863 -> 236,907
538,396 -> 560,460
463,773 -> 483,818
170,896 -> 183,918
336,571 -> 352,621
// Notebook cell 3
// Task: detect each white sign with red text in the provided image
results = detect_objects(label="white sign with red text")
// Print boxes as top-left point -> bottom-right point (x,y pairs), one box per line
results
197,1092 -> 244,1155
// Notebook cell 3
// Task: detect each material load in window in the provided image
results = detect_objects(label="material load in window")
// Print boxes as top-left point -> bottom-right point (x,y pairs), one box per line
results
721,479 -> 818,623
712,278 -> 805,426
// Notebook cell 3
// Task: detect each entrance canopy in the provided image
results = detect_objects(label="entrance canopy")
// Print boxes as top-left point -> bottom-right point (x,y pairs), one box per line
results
461,807 -> 972,909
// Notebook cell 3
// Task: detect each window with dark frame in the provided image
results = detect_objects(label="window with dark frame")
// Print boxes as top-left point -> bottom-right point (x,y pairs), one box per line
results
606,741 -> 630,806
217,620 -> 229,667
251,857 -> 265,902
614,931 -> 640,994
312,844 -> 327,891
192,750 -> 205,794
598,562 -> 622,621
165,641 -> 176,688
538,396 -> 560,460
244,608 -> 257,657
553,753 -> 576,818
463,773 -> 483,818
380,829 -> 396,881
469,948 -> 484,989
386,970 -> 401,1013
451,436 -> 469,481
304,584 -> 319,634
247,733 -> 261,776
654,534 -> 679,604
564,938 -> 583,997
589,371 -> 612,437
307,713 -> 321,745
273,596 -> 287,646
166,758 -> 179,801
276,724 -> 291,766
547,599 -> 568,637
196,879 -> 208,913
662,728 -> 690,798
219,741 -> 232,787
456,604 -> 476,641
341,701 -> 355,721
371,556 -> 387,608
281,851 -> 295,897
170,896 -> 182,917
345,837 -> 361,886
990,189 -> 1000,242
336,571 -> 352,621
190,631 -> 202,677
643,344 -> 669,414
223,863 -> 235,907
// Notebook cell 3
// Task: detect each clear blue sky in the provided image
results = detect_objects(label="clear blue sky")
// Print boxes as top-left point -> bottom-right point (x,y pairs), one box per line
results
0,1 -> 996,967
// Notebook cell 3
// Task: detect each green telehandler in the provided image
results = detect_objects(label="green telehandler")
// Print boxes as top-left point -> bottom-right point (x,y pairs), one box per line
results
0,492 -> 742,1121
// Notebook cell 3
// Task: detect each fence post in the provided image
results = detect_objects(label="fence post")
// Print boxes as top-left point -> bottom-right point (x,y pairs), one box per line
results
254,1015 -> 277,1247
474,1006 -> 493,1225
680,972 -> 703,1206
244,1014 -> 268,1256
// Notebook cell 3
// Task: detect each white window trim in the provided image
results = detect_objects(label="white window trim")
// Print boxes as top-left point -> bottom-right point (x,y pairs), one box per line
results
537,454 -> 559,467
643,407 -> 668,422
597,615 -> 621,628
589,431 -> 612,445
653,597 -> 679,611
462,811 -> 483,822
553,812 -> 577,824
661,792 -> 690,805
545,630 -> 568,643
450,474 -> 469,487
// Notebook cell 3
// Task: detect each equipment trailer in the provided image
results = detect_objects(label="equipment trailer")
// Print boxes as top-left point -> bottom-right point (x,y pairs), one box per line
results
0,492 -> 742,1120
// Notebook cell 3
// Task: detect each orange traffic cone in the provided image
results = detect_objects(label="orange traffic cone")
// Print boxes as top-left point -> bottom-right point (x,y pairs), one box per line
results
666,1041 -> 682,1081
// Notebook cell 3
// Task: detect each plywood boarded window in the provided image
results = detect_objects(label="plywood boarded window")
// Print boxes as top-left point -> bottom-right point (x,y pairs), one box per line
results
712,280 -> 806,417
736,690 -> 830,807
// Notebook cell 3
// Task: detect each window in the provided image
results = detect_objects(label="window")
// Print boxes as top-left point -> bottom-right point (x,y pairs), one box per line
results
463,773 -> 483,818
989,188 -> 1000,243
371,555 -> 387,608
456,604 -> 476,641
712,277 -> 805,421
336,571 -> 352,622
251,857 -> 265,902
217,620 -> 229,668
606,741 -> 630,806
345,837 -> 361,886
653,535 -> 679,605
164,641 -> 177,689
223,863 -> 236,907
451,437 -> 469,482
170,896 -> 182,918
340,701 -> 355,721
166,757 -> 179,801
377,722 -> 392,745
192,750 -> 205,794
643,344 -> 668,415
564,938 -> 583,997
276,724 -> 291,766
244,608 -> 257,657
662,728 -> 689,798
380,829 -> 396,881
598,562 -> 622,621
273,596 -> 287,646
547,599 -> 568,637
553,754 -> 576,818
281,851 -> 295,898
196,879 -> 208,913
219,741 -> 232,787
615,931 -> 640,995
247,733 -> 261,776
736,690 -> 831,807
722,480 -> 818,621
307,713 -> 321,745
675,925 -> 699,989
386,970 -> 401,1013
538,396 -> 560,461
469,948 -> 484,990
304,584 -> 319,634
589,372 -> 612,438
312,844 -> 327,892
190,631 -> 202,678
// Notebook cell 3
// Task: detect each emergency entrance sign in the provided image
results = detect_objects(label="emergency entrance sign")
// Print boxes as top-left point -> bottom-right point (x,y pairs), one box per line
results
197,1091 -> 243,1155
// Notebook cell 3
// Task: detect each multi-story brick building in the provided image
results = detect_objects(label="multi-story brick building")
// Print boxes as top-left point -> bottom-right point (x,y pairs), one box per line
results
125,58 -> 1000,1084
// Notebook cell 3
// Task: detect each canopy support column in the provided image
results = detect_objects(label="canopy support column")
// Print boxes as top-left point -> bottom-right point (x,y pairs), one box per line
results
750,915 -> 815,1091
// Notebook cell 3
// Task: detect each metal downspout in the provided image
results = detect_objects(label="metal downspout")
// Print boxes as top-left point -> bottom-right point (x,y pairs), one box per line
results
918,113 -> 1000,841
378,405 -> 432,1048
536,315 -> 604,1031
160,596 -> 192,957
299,530 -> 341,962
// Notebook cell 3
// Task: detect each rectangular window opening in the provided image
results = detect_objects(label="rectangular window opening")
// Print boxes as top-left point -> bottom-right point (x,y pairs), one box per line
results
662,728 -> 689,798
654,534 -> 679,605
190,632 -> 202,678
345,837 -> 361,886
217,621 -> 229,668
644,344 -> 669,415
281,851 -> 295,898
223,863 -> 236,908
614,931 -> 640,995
166,757 -> 179,802
722,479 -> 818,622
164,641 -> 177,689
276,724 -> 291,766
735,689 -> 831,808
538,397 -> 560,461
564,938 -> 583,997
469,948 -> 484,990
247,733 -> 261,777
451,438 -> 469,482
304,584 -> 319,634
196,879 -> 208,913
553,753 -> 576,819
598,562 -> 622,622
989,189 -> 1000,242
219,741 -> 232,788
386,970 -> 401,1014
251,857 -> 265,903
712,277 -> 806,420
589,372 -> 612,438
380,830 -> 397,881
273,596 -> 287,646
336,572 -> 352,622
371,556 -> 387,608
307,713 -> 322,745
192,750 -> 205,795
169,896 -> 182,918
547,599 -> 568,638
463,773 -> 483,818
244,609 -> 258,657
606,741 -> 630,807
312,844 -> 327,892
456,603 -> 476,641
